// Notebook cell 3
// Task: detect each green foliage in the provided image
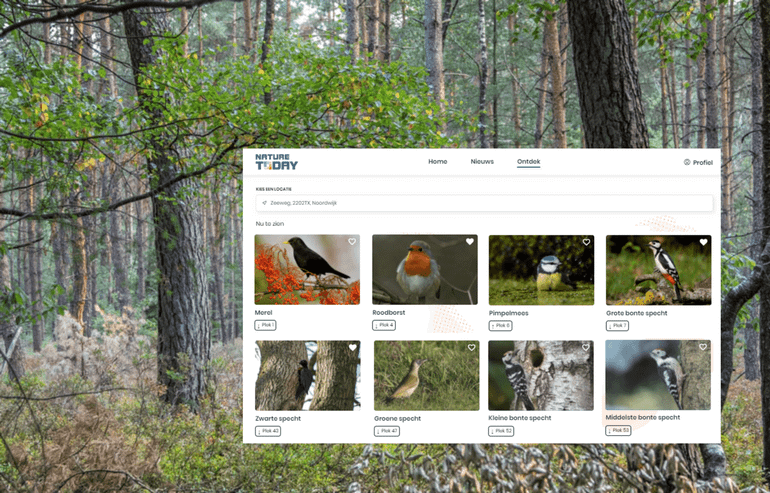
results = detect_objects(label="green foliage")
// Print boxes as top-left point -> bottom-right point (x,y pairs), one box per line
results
374,340 -> 479,410
489,235 -> 594,280
489,278 -> 593,305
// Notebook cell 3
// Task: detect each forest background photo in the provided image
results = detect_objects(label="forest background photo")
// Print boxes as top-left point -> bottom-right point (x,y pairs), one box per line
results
2,0 -> 770,490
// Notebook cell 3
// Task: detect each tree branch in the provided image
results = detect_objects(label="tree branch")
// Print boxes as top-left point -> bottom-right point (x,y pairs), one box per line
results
0,0 -> 224,39
0,139 -> 240,221
720,238 -> 770,408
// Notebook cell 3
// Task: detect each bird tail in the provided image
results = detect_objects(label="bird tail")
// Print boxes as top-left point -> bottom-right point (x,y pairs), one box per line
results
330,269 -> 350,279
674,283 -> 681,302
521,395 -> 536,411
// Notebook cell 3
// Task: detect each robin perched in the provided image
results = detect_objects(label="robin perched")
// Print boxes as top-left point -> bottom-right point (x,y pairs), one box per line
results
385,358 -> 428,403
284,237 -> 350,280
396,240 -> 440,304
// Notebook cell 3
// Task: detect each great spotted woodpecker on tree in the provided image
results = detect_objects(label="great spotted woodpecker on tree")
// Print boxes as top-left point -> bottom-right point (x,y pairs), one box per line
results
647,240 -> 682,301
536,255 -> 576,291
502,350 -> 535,410
650,349 -> 685,410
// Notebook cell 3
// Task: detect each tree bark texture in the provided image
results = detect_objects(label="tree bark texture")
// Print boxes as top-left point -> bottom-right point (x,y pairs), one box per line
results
546,2 -> 566,148
721,239 -> 770,409
366,0 -> 379,59
680,340 -> 710,411
514,340 -> 593,411
261,0 -> 275,104
566,0 -> 649,148
425,0 -> 444,109
255,341 -> 308,410
760,0 -> 770,480
346,0 -> 359,62
476,0 -> 489,148
310,341 -> 359,410
703,0 -> 718,148
123,2 -> 212,407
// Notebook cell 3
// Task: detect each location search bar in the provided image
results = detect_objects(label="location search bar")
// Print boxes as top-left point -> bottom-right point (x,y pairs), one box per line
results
255,195 -> 712,213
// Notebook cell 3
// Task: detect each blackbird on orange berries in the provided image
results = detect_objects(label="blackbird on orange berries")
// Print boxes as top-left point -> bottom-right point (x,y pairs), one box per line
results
284,237 -> 350,280
396,240 -> 440,304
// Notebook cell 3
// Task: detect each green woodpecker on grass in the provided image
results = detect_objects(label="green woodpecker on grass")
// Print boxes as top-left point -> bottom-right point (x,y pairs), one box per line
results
385,358 -> 428,403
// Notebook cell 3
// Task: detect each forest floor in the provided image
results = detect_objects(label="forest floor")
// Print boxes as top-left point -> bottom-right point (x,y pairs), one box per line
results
0,313 -> 764,491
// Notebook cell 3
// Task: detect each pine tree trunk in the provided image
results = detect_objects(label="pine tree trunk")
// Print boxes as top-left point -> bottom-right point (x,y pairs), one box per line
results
703,0 -> 718,148
683,36 -> 693,148
123,2 -> 212,407
546,2 -> 566,148
346,0 -> 359,61
244,0 -> 253,53
534,30 -> 548,149
758,0 -> 770,481
476,0 -> 489,148
261,0 -> 275,104
566,0 -> 648,148
425,0 -> 445,109
367,0 -> 379,58
747,0 -> 763,382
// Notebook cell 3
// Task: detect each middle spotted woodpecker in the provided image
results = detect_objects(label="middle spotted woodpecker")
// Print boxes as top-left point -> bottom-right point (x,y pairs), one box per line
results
650,348 -> 685,410
502,350 -> 536,410
647,240 -> 682,301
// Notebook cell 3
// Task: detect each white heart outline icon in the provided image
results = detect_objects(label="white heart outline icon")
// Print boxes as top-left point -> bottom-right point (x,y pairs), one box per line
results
466,238 -> 474,245
348,238 -> 357,245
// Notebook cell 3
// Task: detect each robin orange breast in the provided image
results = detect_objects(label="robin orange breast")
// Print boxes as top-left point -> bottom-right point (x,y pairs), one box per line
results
396,240 -> 440,304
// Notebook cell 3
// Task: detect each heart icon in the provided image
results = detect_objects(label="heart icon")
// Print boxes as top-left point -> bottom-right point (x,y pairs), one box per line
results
699,343 -> 707,351
262,201 -> 267,205
348,238 -> 357,245
700,238 -> 708,246
582,343 -> 590,351
466,238 -> 474,245
467,344 -> 476,351
582,238 -> 591,246
349,344 -> 358,351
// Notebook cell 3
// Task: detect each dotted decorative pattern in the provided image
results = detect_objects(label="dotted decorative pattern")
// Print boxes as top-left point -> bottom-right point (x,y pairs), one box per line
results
635,215 -> 696,232
428,306 -> 474,333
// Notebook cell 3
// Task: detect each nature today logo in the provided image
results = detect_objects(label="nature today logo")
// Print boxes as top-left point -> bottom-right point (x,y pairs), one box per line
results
255,153 -> 298,170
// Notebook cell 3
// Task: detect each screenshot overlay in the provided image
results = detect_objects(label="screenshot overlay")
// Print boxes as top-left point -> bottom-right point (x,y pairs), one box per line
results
242,149 -> 721,444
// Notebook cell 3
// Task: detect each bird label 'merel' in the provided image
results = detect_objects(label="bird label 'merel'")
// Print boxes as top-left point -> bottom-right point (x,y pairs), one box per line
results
242,148 -> 722,444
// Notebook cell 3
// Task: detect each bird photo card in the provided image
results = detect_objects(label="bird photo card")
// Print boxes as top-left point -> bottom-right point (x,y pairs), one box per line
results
254,235 -> 360,305
488,235 -> 594,305
371,234 -> 478,305
488,341 -> 594,411
254,340 -> 361,411
605,340 -> 711,411
606,235 -> 712,305
374,340 -> 479,411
